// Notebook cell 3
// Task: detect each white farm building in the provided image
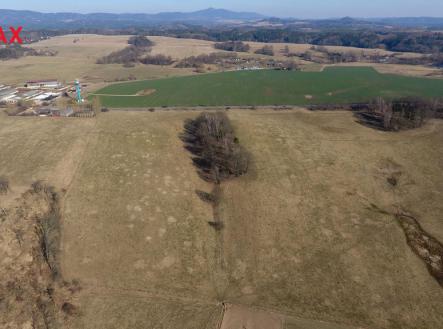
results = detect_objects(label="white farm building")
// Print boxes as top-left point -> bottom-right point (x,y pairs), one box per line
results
25,79 -> 62,90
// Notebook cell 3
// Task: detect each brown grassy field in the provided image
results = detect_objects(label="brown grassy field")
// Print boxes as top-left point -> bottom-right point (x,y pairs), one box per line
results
147,36 -> 421,60
1,109 -> 442,329
218,110 -> 443,329
0,34 -> 194,85
148,36 -> 222,59
327,62 -> 443,77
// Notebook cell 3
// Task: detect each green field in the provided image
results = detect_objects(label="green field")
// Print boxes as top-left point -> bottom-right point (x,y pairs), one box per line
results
93,67 -> 443,107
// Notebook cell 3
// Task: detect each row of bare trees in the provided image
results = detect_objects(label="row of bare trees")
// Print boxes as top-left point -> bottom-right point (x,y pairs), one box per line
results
97,35 -> 160,66
358,97 -> 442,131
214,41 -> 250,53
181,112 -> 249,235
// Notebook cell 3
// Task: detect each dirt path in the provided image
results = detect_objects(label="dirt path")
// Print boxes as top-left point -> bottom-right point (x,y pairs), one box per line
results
218,303 -> 368,329
89,93 -> 140,97
220,304 -> 283,329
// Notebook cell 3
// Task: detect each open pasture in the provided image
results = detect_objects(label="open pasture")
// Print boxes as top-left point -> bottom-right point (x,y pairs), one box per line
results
0,109 -> 435,329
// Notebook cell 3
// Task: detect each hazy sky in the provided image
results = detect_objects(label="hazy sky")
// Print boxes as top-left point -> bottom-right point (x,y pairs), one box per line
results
3,0 -> 443,18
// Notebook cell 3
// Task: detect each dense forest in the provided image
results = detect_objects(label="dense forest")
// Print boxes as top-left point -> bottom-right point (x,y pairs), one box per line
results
190,29 -> 443,54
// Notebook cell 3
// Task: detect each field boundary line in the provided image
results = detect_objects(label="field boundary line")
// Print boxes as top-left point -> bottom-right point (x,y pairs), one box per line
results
75,283 -> 219,307
90,93 -> 140,97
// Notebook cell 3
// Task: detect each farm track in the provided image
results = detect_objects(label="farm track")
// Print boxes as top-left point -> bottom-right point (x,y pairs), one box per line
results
74,284 -> 363,329
59,118 -> 99,279
90,93 -> 140,97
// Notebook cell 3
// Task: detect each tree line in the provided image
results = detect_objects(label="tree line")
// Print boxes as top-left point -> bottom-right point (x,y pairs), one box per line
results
21,26 -> 443,55
96,35 -> 173,66
357,97 -> 443,131
0,44 -> 57,60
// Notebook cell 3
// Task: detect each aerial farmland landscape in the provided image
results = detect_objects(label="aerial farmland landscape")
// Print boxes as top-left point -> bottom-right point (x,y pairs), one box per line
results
0,1 -> 443,329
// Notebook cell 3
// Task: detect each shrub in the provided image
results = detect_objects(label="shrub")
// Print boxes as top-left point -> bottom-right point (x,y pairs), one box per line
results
0,177 -> 9,194
214,41 -> 250,52
139,54 -> 174,66
128,35 -> 154,48
96,46 -> 144,65
175,53 -> 235,68
254,45 -> 274,56
195,189 -> 219,205
32,182 -> 61,278
61,302 -> 78,316
208,220 -> 224,230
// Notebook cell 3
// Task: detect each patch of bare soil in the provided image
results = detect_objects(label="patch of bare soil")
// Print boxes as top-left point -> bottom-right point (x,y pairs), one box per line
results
396,211 -> 443,286
136,89 -> 157,96
220,304 -> 282,329
0,182 -> 81,329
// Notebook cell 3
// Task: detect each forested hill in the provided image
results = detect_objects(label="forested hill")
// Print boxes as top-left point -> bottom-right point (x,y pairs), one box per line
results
1,8 -> 443,29
0,8 -> 266,28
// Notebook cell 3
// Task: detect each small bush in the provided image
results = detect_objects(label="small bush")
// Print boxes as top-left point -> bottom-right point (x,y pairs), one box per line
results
195,189 -> 220,205
31,180 -> 47,193
61,302 -> 78,316
254,45 -> 274,56
128,35 -> 154,48
0,177 -> 9,194
208,220 -> 224,230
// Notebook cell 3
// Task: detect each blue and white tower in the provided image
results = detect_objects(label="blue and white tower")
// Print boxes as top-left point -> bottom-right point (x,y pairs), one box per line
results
75,79 -> 84,103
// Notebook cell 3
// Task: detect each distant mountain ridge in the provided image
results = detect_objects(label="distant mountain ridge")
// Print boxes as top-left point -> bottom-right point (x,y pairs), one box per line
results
0,8 -> 267,28
0,8 -> 442,30
364,17 -> 443,28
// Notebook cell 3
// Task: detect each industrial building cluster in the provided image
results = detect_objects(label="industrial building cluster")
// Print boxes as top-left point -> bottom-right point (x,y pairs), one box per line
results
0,79 -> 67,105
0,79 -> 89,117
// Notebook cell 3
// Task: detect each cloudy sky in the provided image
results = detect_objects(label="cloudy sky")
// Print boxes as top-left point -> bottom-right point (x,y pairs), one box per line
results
3,0 -> 443,18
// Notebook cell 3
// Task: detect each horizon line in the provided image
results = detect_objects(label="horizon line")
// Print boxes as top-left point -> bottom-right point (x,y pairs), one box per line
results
1,7 -> 443,20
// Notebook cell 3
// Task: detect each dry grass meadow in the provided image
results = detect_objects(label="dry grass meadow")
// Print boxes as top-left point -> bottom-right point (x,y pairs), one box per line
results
327,62 -> 443,77
1,108 -> 442,328
0,34 -> 194,85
